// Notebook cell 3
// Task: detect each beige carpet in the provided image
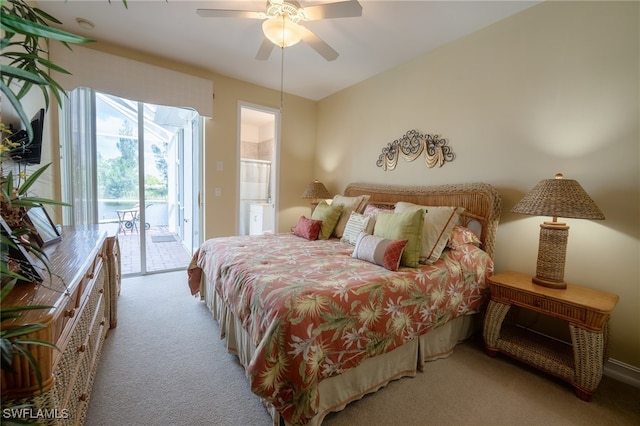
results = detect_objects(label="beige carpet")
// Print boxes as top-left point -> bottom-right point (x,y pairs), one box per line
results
86,271 -> 640,426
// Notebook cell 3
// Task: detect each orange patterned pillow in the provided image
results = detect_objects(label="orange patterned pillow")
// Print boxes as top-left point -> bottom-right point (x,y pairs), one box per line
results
352,232 -> 408,271
293,216 -> 323,241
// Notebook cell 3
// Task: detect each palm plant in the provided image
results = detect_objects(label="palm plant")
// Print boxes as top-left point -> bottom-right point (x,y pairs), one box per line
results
1,0 -> 96,140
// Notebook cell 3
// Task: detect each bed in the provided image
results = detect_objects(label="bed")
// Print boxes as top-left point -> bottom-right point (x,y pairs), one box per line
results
187,182 -> 502,426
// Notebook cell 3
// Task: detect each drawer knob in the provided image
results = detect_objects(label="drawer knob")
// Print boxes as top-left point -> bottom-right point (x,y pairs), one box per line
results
65,308 -> 76,318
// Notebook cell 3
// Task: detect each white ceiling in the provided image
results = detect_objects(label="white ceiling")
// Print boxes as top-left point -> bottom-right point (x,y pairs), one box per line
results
38,1 -> 539,101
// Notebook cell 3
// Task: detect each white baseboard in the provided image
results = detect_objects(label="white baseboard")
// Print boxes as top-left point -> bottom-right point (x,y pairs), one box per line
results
604,358 -> 640,388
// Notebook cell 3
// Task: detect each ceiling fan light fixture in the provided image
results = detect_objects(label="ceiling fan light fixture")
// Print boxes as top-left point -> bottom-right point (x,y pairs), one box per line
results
263,17 -> 303,48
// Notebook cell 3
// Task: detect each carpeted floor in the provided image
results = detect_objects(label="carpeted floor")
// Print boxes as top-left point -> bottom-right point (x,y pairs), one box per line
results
85,271 -> 640,426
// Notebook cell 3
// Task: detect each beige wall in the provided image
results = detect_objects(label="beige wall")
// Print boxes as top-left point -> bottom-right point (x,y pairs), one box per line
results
204,74 -> 316,236
316,1 -> 639,368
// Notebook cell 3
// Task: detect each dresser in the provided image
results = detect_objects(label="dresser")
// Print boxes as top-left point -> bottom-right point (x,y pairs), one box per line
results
1,225 -> 115,425
249,203 -> 274,235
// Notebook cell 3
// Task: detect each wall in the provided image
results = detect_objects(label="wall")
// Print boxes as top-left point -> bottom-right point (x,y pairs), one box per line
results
241,120 -> 274,161
316,1 -> 639,368
204,73 -> 316,236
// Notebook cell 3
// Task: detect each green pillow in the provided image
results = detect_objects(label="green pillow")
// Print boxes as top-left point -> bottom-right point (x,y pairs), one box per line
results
311,201 -> 344,240
374,209 -> 424,267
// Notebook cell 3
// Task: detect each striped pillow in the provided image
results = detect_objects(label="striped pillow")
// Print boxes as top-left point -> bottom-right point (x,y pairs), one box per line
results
341,212 -> 374,245
332,194 -> 371,238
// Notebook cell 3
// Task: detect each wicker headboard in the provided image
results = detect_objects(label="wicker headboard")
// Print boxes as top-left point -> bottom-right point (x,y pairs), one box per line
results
344,182 -> 502,259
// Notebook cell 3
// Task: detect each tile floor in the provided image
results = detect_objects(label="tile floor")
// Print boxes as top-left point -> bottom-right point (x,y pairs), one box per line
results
116,226 -> 192,275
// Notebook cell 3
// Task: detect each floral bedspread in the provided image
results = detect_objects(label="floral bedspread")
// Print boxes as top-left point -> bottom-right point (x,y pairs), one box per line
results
192,233 -> 493,425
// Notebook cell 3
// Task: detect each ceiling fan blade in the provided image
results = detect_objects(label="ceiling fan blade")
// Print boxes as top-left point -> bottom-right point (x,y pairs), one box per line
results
299,26 -> 339,61
256,38 -> 275,61
196,9 -> 263,19
303,1 -> 363,21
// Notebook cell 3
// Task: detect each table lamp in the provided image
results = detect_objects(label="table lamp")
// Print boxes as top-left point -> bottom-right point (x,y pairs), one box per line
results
301,180 -> 331,213
511,173 -> 605,289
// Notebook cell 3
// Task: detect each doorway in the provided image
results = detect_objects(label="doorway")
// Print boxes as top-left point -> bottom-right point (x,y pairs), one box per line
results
238,104 -> 279,235
61,89 -> 201,275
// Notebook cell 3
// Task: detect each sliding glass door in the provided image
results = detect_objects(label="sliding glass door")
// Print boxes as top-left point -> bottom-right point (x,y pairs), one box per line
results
61,88 -> 201,275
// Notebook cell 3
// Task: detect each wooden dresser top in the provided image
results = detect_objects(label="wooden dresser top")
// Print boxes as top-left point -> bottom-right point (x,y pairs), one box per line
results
3,225 -> 107,325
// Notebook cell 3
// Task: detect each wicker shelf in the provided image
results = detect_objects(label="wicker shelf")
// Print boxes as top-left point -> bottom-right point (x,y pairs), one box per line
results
496,324 -> 575,382
483,271 -> 618,401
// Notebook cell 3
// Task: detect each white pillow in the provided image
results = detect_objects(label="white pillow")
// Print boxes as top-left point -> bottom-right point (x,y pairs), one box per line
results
394,202 -> 464,264
332,194 -> 370,238
341,212 -> 374,245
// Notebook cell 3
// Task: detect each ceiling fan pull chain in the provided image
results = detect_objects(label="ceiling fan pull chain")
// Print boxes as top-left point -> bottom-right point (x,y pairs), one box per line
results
280,15 -> 285,112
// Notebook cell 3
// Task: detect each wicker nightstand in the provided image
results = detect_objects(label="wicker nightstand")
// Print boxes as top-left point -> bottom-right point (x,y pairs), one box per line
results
483,271 -> 618,401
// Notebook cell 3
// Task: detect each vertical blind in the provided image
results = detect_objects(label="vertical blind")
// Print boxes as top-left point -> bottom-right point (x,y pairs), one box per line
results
59,88 -> 99,226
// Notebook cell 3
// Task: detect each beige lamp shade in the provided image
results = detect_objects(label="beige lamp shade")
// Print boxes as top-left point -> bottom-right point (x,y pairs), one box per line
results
511,173 -> 604,289
301,180 -> 331,201
511,173 -> 605,220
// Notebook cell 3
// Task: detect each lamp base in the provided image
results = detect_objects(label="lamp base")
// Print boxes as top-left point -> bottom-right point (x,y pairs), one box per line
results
534,221 -> 570,289
532,275 -> 567,289
310,202 -> 319,215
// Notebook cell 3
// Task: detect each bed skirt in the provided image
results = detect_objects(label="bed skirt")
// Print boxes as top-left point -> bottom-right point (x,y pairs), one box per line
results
201,278 -> 477,426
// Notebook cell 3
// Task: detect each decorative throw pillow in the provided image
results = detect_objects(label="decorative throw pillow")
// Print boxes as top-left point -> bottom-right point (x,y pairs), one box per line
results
331,194 -> 371,238
341,212 -> 374,245
373,209 -> 424,268
363,204 -> 393,220
311,200 -> 344,240
293,216 -> 323,241
352,232 -> 408,271
394,202 -> 464,264
447,225 -> 481,249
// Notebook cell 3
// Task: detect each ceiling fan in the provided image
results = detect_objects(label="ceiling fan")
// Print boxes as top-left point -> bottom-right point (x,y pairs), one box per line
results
196,0 -> 363,61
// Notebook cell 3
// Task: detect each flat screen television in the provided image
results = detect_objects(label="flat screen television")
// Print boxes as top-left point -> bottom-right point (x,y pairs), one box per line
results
10,108 -> 45,165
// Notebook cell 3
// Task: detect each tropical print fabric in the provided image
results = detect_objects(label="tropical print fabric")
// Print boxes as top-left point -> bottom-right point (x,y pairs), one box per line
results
194,233 -> 493,425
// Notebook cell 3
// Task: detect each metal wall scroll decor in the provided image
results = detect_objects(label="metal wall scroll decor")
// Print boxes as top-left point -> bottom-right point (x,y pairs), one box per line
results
376,129 -> 455,171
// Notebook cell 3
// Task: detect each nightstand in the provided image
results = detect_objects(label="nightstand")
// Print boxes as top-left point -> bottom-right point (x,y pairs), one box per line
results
483,271 -> 618,401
